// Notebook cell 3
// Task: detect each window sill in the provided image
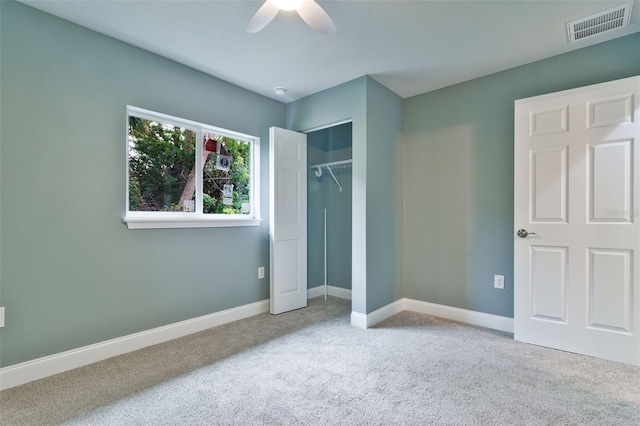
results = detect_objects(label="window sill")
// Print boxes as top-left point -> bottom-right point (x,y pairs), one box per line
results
124,213 -> 262,229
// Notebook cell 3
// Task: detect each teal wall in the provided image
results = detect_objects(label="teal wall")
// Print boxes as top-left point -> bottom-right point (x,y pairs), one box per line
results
0,1 -> 284,367
325,162 -> 352,290
402,32 -> 640,318
364,79 -> 403,312
307,144 -> 326,289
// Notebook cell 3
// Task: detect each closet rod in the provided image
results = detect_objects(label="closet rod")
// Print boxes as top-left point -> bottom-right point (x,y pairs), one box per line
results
311,159 -> 352,192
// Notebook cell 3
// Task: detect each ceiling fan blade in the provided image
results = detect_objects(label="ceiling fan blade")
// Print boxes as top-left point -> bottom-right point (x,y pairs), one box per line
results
246,1 -> 280,33
296,0 -> 336,35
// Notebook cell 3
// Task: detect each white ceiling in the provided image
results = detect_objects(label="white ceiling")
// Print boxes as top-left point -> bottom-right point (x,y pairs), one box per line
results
19,0 -> 640,103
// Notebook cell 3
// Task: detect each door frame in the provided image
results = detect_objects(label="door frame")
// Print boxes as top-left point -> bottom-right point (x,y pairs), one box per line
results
303,119 -> 354,300
300,119 -> 355,310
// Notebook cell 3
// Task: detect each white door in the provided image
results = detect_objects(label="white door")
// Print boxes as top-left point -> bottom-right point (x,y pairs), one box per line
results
514,76 -> 640,365
269,127 -> 307,314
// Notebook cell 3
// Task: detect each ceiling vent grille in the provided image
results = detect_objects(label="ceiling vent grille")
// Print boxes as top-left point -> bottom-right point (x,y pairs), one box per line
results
567,2 -> 633,43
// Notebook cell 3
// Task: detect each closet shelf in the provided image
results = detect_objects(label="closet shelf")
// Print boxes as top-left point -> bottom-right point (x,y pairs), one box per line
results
311,159 -> 352,192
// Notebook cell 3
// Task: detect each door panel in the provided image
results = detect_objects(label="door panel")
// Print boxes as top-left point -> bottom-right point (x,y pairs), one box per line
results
588,140 -> 632,223
530,246 -> 567,322
269,127 -> 307,315
277,169 -> 300,222
514,76 -> 640,365
530,105 -> 568,136
588,248 -> 632,332
531,147 -> 568,222
276,239 -> 301,293
587,94 -> 634,128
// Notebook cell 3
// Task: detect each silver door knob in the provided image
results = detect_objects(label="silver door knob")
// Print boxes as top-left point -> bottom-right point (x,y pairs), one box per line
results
516,229 -> 537,238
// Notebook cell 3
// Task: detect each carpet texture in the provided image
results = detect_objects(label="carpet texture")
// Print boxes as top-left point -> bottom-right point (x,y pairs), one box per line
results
1,297 -> 639,425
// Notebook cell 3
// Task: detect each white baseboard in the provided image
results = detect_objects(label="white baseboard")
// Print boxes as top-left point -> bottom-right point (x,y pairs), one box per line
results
350,311 -> 368,329
403,299 -> 514,333
350,298 -> 514,333
307,285 -> 352,300
351,299 -> 404,329
0,296 -> 513,390
0,299 -> 269,391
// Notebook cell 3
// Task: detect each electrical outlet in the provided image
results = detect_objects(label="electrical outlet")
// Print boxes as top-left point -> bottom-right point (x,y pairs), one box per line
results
494,275 -> 505,289
258,267 -> 265,279
0,307 -> 4,328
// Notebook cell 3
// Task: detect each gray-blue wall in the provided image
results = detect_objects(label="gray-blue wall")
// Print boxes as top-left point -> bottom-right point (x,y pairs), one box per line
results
365,79 -> 403,312
0,1 -> 284,367
402,32 -> 640,318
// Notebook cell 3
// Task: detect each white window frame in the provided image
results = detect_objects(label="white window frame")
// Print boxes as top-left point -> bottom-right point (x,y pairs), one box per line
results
124,106 -> 261,229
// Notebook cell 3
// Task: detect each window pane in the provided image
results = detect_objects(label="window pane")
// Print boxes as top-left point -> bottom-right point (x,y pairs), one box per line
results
128,116 -> 196,212
203,132 -> 251,215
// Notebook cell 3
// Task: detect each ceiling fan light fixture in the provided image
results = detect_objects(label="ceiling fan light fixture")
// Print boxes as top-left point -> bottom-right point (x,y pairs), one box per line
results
247,0 -> 336,35
270,0 -> 303,11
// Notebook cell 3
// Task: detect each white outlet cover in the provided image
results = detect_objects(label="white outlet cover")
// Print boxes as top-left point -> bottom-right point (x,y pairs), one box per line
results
0,307 -> 4,328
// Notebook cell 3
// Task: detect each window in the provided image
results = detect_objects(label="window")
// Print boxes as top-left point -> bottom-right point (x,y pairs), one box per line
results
124,106 -> 260,229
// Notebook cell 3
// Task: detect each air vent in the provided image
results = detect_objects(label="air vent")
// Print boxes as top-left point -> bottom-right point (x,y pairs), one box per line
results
567,2 -> 633,43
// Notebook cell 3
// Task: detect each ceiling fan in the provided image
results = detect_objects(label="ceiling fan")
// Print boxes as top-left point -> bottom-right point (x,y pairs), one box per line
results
246,0 -> 337,35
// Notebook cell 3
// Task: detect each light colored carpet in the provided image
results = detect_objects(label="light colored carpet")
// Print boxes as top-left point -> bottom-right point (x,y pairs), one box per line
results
1,297 -> 639,425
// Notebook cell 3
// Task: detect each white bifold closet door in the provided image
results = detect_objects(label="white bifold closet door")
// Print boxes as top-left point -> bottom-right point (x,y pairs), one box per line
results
269,127 -> 308,315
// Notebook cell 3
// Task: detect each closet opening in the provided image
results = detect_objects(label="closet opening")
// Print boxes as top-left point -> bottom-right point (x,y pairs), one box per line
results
306,121 -> 353,302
